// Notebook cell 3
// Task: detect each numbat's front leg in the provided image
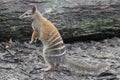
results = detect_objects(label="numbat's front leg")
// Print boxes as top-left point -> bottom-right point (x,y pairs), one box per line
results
29,31 -> 38,44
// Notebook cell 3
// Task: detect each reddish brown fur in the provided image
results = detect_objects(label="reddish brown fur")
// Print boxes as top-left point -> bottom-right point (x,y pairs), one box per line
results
31,12 -> 60,45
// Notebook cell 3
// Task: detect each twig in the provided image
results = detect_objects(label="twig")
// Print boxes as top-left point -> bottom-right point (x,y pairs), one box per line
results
0,43 -> 14,56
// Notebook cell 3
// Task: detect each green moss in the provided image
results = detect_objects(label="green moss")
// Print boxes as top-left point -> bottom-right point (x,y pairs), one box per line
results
60,17 -> 116,38
74,17 -> 114,31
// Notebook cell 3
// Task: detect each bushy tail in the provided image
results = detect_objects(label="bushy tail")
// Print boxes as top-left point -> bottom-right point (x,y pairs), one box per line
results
66,58 -> 108,74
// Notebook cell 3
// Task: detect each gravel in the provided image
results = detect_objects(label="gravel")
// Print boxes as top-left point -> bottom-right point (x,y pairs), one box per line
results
0,37 -> 120,80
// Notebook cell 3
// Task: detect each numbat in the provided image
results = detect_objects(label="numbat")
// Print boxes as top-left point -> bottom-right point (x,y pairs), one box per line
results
17,6 -> 109,73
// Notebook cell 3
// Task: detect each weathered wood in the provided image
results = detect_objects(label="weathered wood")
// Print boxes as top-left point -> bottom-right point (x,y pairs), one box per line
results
0,0 -> 120,42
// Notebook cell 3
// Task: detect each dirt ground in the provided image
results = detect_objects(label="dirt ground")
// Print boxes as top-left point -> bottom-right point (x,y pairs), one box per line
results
0,37 -> 120,80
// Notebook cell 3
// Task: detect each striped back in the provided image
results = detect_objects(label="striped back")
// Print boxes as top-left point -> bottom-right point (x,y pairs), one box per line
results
44,29 -> 66,56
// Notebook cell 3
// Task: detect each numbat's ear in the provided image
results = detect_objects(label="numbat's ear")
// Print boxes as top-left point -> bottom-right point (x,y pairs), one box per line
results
32,5 -> 37,13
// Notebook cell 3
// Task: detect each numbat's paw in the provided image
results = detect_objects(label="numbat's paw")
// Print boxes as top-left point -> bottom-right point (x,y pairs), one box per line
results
40,66 -> 53,72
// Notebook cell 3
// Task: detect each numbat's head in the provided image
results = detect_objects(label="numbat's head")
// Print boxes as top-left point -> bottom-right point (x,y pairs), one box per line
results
19,6 -> 38,19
